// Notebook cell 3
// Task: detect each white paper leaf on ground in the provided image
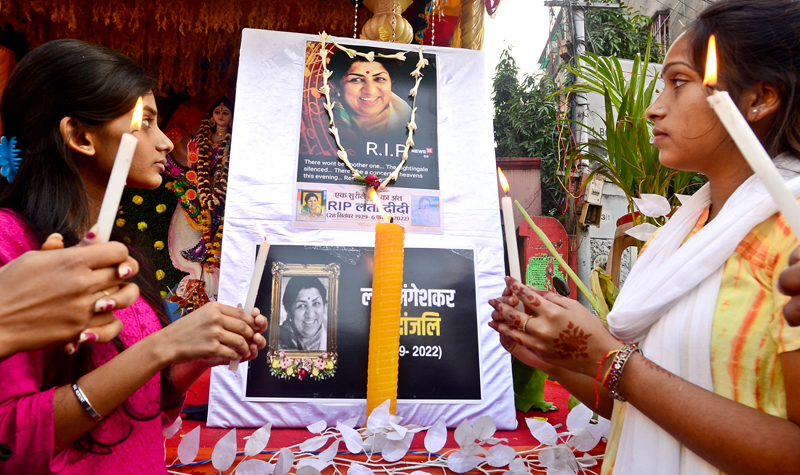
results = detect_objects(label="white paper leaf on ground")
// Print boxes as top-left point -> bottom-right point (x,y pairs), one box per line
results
424,416 -> 447,453
319,439 -> 340,462
538,446 -> 579,475
625,222 -> 659,242
307,420 -> 327,434
566,404 -> 593,432
366,399 -> 391,429
337,421 -> 364,454
274,447 -> 295,475
341,416 -> 359,428
389,422 -> 408,439
382,431 -> 413,462
508,457 -> 530,475
409,471 -> 432,475
485,437 -> 508,445
162,416 -> 182,438
347,463 -> 375,475
675,194 -> 693,205
566,405 -> 604,451
245,422 -> 273,456
299,435 -> 329,452
177,426 -> 201,465
486,444 -> 518,467
211,428 -> 237,471
454,419 -> 473,447
364,433 -> 387,453
633,194 -> 671,218
296,465 -> 323,475
297,459 -> 329,473
577,455 -> 598,468
599,416 -> 611,439
446,451 -> 483,473
472,415 -> 496,441
525,418 -> 558,446
236,459 -> 275,475
567,428 -> 598,452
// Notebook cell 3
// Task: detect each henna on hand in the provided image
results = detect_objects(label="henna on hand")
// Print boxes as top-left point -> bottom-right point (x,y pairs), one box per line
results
552,322 -> 592,359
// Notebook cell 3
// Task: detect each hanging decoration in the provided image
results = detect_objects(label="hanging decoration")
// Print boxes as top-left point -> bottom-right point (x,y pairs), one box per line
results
360,0 -> 414,43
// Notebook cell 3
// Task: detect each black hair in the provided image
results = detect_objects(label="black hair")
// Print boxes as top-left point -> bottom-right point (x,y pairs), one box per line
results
327,46 -> 403,95
304,191 -> 320,203
0,39 -> 170,454
687,0 -> 800,156
282,276 -> 327,316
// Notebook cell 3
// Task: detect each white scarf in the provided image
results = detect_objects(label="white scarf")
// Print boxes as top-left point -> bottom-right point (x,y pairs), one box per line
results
606,156 -> 800,475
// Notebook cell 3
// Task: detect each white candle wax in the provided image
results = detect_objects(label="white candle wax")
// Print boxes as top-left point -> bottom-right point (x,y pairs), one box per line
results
97,133 -> 138,242
229,239 -> 270,372
501,196 -> 522,282
707,91 -> 800,235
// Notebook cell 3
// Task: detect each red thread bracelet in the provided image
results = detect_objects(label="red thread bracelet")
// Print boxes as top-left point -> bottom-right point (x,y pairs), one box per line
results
595,349 -> 619,408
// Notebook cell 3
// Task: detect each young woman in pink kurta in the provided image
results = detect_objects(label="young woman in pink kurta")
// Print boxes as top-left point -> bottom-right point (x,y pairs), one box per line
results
0,40 -> 268,474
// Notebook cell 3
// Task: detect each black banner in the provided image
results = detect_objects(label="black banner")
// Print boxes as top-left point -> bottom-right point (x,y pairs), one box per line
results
245,245 -> 481,401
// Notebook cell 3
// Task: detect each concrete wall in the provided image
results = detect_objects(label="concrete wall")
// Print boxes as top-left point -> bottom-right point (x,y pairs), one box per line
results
625,0 -> 708,41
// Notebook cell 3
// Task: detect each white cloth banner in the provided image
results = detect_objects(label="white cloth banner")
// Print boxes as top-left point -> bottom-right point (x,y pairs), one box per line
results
208,29 -> 516,429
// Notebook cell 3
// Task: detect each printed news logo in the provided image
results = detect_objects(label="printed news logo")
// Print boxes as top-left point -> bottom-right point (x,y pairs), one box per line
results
426,148 -> 433,153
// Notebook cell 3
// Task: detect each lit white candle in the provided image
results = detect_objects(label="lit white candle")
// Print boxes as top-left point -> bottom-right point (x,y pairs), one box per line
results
704,35 -> 800,235
498,167 -> 522,282
229,223 -> 270,372
97,97 -> 143,242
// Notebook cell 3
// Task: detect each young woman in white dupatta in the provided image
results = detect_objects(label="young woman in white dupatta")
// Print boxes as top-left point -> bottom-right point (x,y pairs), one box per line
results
489,1 -> 800,474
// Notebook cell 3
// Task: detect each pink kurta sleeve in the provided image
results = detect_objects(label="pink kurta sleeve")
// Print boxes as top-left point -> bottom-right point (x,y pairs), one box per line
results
0,210 -> 69,472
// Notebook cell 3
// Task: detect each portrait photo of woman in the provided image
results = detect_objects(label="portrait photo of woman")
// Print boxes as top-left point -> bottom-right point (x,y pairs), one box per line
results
279,275 -> 329,352
327,48 -> 411,149
296,190 -> 326,221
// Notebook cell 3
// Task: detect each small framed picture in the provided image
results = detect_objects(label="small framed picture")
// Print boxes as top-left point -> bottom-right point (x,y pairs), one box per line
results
266,262 -> 340,380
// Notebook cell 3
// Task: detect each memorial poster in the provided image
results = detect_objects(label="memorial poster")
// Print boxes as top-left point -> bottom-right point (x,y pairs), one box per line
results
294,42 -> 441,233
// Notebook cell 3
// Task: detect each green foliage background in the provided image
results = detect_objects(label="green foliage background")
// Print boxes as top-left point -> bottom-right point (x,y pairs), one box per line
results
492,49 -> 563,217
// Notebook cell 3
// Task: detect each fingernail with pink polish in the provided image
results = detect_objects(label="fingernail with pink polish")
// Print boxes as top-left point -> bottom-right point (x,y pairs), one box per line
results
84,224 -> 99,242
118,266 -> 132,279
66,343 -> 80,354
78,332 -> 98,344
94,298 -> 116,313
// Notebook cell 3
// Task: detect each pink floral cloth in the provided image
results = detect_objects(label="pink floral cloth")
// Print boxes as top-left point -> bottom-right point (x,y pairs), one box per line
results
0,210 -> 169,474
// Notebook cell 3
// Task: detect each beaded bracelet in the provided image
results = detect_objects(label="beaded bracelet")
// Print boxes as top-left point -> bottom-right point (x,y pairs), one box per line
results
603,344 -> 642,402
72,383 -> 103,422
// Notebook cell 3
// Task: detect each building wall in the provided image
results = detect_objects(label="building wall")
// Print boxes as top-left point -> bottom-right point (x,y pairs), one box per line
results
625,0 -> 708,41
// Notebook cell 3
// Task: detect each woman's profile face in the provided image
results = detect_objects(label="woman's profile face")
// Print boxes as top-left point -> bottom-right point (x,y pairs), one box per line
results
645,34 -> 730,174
341,61 -> 392,120
213,104 -> 232,130
291,287 -> 325,339
306,195 -> 319,212
94,92 -> 174,190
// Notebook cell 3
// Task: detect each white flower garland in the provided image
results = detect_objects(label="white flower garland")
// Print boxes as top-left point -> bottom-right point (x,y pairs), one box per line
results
165,401 -> 608,475
318,32 -> 427,191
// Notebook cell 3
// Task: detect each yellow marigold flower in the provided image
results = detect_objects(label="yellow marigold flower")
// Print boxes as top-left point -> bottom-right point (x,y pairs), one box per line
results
132,195 -> 143,205
115,218 -> 126,227
271,359 -> 280,369
286,367 -> 294,376
137,222 -> 148,231
312,367 -> 320,377
156,204 -> 167,214
160,291 -> 167,299
325,360 -> 334,370
154,241 -> 164,250
156,270 -> 165,280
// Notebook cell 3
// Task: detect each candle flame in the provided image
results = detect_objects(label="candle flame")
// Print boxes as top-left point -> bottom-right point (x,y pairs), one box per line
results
368,188 -> 392,223
703,35 -> 718,87
498,167 -> 510,194
255,222 -> 267,239
130,97 -> 144,130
